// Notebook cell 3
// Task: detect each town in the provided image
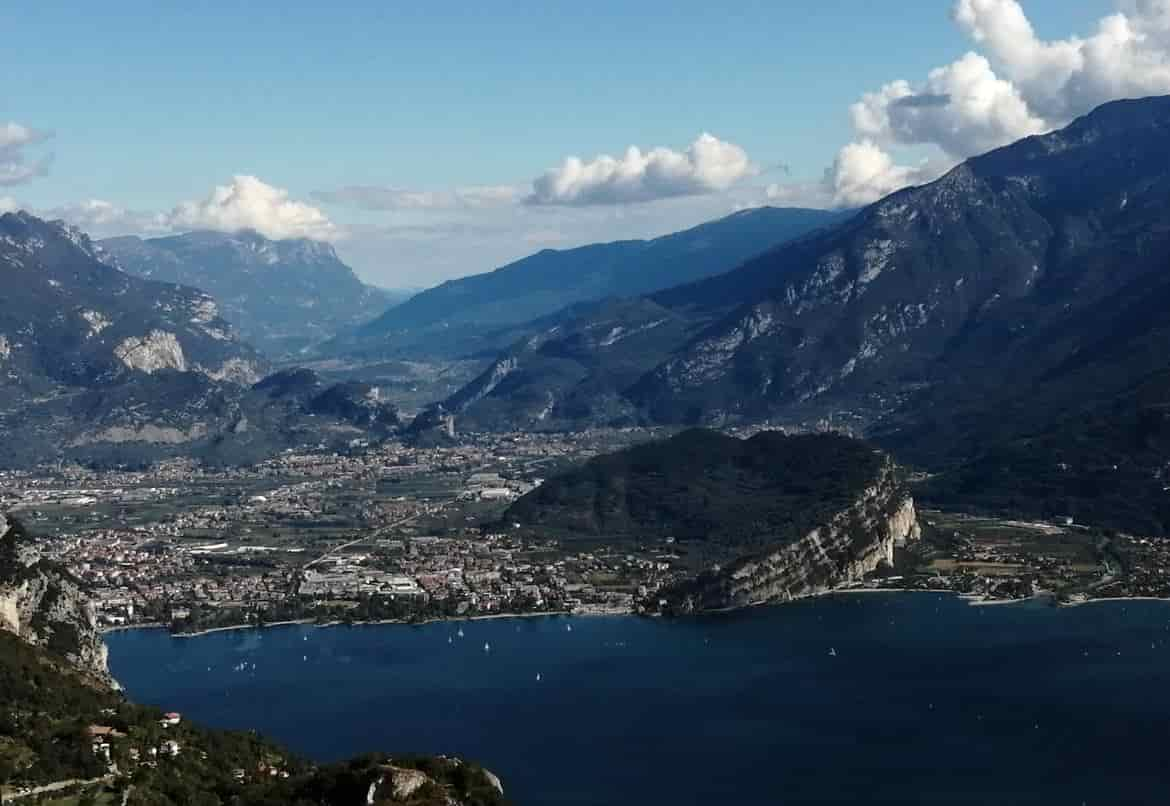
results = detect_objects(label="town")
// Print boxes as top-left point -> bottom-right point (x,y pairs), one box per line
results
6,427 -> 1170,640
1,429 -> 690,635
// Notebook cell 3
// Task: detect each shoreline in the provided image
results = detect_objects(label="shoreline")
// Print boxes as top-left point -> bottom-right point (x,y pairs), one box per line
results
101,591 -> 1170,639
1060,594 -> 1170,607
123,610 -> 584,640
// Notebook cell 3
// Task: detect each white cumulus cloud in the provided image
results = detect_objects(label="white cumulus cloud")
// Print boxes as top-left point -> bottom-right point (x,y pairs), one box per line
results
0,122 -> 53,187
527,133 -> 754,206
850,53 -> 1046,158
955,0 -> 1170,120
166,175 -> 339,241
825,141 -> 942,209
827,0 -> 1170,206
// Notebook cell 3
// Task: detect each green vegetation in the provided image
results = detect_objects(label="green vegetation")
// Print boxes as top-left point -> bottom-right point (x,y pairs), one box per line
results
506,429 -> 888,549
0,632 -> 508,805
0,633 -> 113,786
918,370 -> 1170,535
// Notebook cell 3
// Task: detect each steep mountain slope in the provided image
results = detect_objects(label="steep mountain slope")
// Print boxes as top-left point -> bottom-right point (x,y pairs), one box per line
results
438,96 -> 1170,535
1,368 -> 401,470
102,230 -> 389,357
345,207 -> 847,355
427,297 -> 706,430
0,212 -> 262,391
888,278 -> 1170,534
628,96 -> 1170,427
0,513 -> 112,686
914,368 -> 1170,535
505,430 -> 918,610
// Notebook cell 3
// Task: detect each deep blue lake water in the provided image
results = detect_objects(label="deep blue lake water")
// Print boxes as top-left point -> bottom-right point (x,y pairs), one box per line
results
107,593 -> 1170,805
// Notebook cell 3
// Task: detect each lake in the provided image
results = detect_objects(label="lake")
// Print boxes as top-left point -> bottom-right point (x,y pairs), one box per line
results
107,593 -> 1170,805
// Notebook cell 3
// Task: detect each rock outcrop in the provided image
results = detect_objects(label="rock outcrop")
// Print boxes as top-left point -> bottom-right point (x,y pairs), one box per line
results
101,228 -> 390,358
114,329 -> 188,373
364,757 -> 505,804
0,513 -> 114,686
508,429 -> 920,612
666,463 -> 920,612
0,210 -> 261,388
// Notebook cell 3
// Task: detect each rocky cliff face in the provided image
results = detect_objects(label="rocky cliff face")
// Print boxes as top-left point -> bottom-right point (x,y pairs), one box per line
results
436,297 -> 701,431
102,229 -> 389,358
0,513 -> 114,686
632,96 -> 1170,426
0,210 -> 262,389
665,462 -> 920,612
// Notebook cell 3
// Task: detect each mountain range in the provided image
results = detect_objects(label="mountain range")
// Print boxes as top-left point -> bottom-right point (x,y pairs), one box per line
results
0,214 -> 404,469
629,96 -> 1170,427
101,230 -> 391,357
10,95 -> 1170,535
432,95 -> 1170,533
338,206 -> 848,357
0,211 -> 262,396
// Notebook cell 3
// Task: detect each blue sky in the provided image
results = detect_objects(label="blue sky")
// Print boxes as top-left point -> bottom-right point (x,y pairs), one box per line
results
0,1 -> 1142,285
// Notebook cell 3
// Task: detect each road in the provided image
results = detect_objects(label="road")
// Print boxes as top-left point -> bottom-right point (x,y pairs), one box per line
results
303,513 -> 420,569
4,775 -> 111,801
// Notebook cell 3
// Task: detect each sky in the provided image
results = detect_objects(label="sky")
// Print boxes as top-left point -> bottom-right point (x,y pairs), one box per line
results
4,0 -> 1166,288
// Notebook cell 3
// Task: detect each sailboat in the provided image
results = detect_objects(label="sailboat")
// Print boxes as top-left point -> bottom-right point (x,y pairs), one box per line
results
483,642 -> 491,653
828,647 -> 837,657
536,673 -> 542,682
457,627 -> 465,639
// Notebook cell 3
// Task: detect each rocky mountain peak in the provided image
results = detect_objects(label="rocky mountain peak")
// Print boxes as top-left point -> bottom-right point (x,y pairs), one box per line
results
101,228 -> 384,357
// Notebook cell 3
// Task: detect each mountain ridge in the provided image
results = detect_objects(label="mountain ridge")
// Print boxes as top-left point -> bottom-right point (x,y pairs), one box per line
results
102,229 -> 389,357
343,206 -> 849,356
632,95 -> 1170,422
0,211 -> 263,391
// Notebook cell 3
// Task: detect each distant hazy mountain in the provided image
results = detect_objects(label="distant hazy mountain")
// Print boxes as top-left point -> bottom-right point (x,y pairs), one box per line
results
0,211 -> 261,393
344,206 -> 848,354
0,213 -> 408,469
3,363 -> 405,470
101,229 -> 388,357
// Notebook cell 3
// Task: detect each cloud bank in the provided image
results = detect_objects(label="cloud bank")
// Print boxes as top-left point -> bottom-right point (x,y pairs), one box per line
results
827,0 -> 1170,205
527,133 -> 753,206
23,177 -> 340,243
167,175 -> 339,241
0,122 -> 53,187
825,141 -> 942,208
